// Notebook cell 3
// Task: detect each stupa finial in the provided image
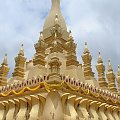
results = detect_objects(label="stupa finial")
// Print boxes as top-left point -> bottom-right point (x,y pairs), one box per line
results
3,53 -> 8,65
12,44 -> 26,79
84,42 -> 89,53
108,59 -> 113,72
51,0 -> 60,9
82,42 -> 95,80
19,44 -> 24,55
0,53 -> 9,86
43,0 -> 67,34
98,50 -> 103,63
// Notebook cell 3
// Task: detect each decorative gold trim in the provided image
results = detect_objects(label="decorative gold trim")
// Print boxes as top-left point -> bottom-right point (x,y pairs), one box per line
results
0,81 -> 120,105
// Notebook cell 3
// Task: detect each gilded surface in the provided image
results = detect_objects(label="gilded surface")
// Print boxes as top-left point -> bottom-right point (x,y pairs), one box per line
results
0,0 -> 120,119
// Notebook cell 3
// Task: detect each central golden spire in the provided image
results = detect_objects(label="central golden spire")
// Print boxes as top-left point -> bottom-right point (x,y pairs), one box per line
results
43,0 -> 67,33
51,0 -> 60,9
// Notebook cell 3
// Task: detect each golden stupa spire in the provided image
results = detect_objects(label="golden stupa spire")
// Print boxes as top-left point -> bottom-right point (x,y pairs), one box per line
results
66,33 -> 79,67
38,32 -> 44,42
84,42 -> 89,54
19,44 -> 24,56
98,51 -> 103,63
2,53 -> 8,65
43,0 -> 67,31
96,51 -> 107,89
106,59 -> 117,93
108,59 -> 113,72
0,54 -> 10,86
12,44 -> 26,79
68,30 -> 74,41
82,42 -> 94,80
33,37 -> 46,66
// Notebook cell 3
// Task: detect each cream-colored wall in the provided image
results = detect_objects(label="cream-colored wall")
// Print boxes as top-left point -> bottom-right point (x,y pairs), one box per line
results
65,65 -> 85,82
27,65 -> 47,80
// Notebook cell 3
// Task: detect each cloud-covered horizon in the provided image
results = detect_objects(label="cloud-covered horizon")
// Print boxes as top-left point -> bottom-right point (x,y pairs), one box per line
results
0,0 -> 120,77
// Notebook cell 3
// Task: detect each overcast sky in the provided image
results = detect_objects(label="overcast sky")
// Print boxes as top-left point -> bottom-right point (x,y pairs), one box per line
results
0,0 -> 120,78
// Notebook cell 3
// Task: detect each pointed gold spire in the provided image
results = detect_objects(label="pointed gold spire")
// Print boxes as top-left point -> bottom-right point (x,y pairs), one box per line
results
106,60 -> 117,93
38,32 -> 44,42
0,54 -> 10,86
33,38 -> 46,66
68,30 -> 73,41
2,53 -> 8,65
40,32 -> 43,39
12,44 -> 26,79
108,59 -> 113,72
19,44 -> 24,56
43,0 -> 67,32
84,42 -> 89,54
82,42 -> 94,80
66,35 -> 79,67
96,51 -> 108,89
98,51 -> 103,63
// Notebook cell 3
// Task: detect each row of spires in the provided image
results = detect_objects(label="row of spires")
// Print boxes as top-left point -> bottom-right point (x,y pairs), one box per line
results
83,42 -> 119,94
0,44 -> 26,86
0,41 -> 120,95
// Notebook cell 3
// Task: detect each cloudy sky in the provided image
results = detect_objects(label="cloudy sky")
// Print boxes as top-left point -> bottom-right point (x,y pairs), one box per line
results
0,0 -> 120,77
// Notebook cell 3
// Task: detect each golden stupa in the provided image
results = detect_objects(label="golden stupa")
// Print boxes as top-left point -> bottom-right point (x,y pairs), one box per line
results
0,0 -> 120,120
